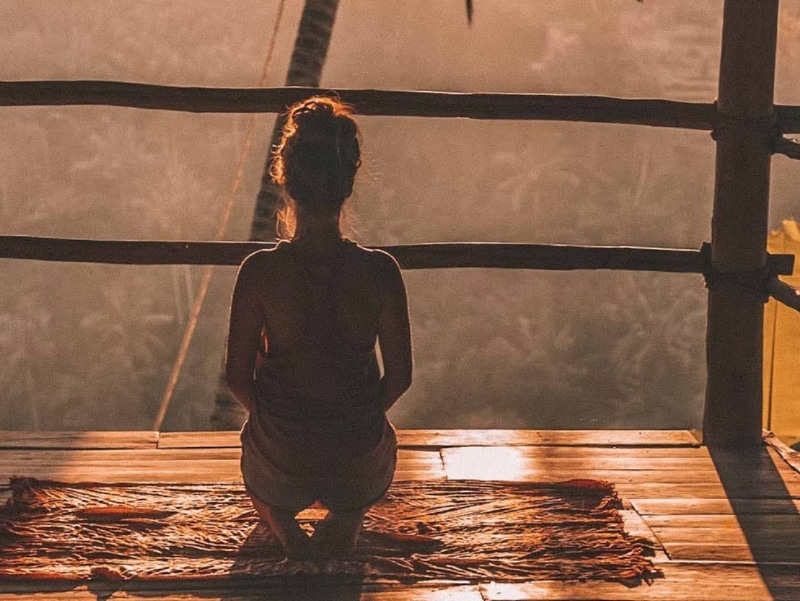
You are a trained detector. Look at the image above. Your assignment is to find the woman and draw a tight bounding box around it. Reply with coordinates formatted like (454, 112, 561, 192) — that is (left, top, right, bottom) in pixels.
(225, 96, 412, 559)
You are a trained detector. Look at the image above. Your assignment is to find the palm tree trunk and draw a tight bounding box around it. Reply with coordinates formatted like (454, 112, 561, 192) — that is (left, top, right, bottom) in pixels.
(210, 0, 340, 430)
(249, 0, 340, 242)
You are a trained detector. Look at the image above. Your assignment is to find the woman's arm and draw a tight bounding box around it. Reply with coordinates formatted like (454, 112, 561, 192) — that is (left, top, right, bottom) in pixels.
(376, 253, 412, 412)
(225, 254, 264, 414)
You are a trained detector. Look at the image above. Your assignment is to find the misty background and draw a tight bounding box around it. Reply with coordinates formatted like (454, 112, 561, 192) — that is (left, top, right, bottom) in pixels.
(1, 1, 799, 431)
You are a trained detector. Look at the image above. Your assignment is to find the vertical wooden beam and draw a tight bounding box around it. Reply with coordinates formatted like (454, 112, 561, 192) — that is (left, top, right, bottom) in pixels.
(704, 0, 780, 447)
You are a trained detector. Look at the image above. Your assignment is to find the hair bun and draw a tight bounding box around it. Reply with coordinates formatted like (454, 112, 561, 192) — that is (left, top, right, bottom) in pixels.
(271, 96, 362, 215)
(290, 100, 358, 161)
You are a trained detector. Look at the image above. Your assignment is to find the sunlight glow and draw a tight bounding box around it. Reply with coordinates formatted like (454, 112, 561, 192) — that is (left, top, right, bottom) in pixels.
(443, 447, 530, 480)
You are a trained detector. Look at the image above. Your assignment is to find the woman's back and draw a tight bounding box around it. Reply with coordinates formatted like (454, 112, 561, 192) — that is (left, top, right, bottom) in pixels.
(249, 238, 392, 416)
(259, 239, 384, 357)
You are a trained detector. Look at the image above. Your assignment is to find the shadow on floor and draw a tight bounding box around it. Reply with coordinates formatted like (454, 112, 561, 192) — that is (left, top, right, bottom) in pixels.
(709, 443, 800, 600)
(217, 521, 366, 601)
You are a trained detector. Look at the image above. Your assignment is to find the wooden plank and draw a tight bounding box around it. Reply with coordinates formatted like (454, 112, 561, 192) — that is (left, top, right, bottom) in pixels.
(645, 514, 800, 530)
(119, 585, 485, 601)
(440, 447, 800, 485)
(425, 444, 799, 474)
(656, 541, 800, 561)
(439, 452, 715, 470)
(664, 542, 800, 563)
(0, 429, 711, 451)
(114, 584, 484, 601)
(158, 431, 240, 449)
(651, 527, 800, 547)
(0, 584, 485, 601)
(647, 512, 800, 562)
(0, 448, 441, 469)
(158, 429, 704, 451)
(432, 445, 712, 458)
(614, 481, 800, 500)
(0, 446, 446, 467)
(394, 449, 446, 481)
(0, 464, 244, 484)
(397, 429, 700, 448)
(436, 455, 722, 470)
(632, 497, 800, 515)
(481, 563, 800, 600)
(0, 431, 158, 450)
(658, 536, 800, 558)
(440, 466, 800, 487)
(0, 448, 243, 464)
(434, 443, 792, 465)
(0, 449, 443, 484)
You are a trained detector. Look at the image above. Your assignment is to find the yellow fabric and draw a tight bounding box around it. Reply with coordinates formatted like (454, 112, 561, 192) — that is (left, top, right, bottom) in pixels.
(764, 219, 800, 447)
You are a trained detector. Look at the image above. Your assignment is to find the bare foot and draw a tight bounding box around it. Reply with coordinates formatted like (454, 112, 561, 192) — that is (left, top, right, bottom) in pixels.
(283, 532, 315, 560)
(246, 491, 314, 560)
(312, 510, 365, 557)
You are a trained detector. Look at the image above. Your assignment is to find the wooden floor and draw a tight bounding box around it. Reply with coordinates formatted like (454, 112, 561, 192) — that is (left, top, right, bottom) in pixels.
(1, 429, 800, 600)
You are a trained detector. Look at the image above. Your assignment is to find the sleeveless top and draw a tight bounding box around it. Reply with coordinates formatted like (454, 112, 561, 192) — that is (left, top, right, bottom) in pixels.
(240, 240, 395, 488)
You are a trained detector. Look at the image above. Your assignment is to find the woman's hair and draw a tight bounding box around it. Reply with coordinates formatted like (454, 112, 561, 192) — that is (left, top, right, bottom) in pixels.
(270, 95, 361, 239)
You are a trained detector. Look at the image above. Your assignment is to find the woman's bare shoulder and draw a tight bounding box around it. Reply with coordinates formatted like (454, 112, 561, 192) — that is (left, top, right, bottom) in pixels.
(348, 243, 401, 275)
(237, 243, 291, 278)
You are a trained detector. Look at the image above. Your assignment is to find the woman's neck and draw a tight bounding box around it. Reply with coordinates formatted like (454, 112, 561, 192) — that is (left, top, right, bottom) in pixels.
(292, 210, 343, 249)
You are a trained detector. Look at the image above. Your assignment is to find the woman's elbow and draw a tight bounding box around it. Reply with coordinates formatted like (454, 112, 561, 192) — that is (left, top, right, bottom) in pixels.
(225, 363, 250, 397)
(224, 361, 237, 390)
(395, 371, 412, 396)
(403, 370, 413, 392)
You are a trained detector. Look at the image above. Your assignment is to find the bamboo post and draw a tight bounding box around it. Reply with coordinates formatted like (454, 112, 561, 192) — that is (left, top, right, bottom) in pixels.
(703, 0, 780, 447)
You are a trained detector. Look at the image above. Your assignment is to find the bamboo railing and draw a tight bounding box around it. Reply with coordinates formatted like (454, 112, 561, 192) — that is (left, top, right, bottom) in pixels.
(4, 80, 800, 132)
(0, 235, 795, 276)
(2, 14, 798, 447)
(0, 81, 716, 128)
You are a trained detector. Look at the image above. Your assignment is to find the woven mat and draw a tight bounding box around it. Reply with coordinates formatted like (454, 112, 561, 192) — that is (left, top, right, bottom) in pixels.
(0, 477, 658, 584)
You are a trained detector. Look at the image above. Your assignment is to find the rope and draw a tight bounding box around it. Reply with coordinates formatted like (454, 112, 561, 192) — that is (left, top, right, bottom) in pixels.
(152, 0, 287, 432)
(700, 242, 777, 303)
(772, 134, 800, 160)
(710, 110, 776, 143)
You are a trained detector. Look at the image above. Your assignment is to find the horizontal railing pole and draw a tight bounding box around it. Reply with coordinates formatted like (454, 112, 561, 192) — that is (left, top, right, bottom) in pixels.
(767, 278, 800, 314)
(390, 243, 706, 272)
(0, 81, 722, 129)
(0, 234, 732, 273)
(0, 236, 264, 266)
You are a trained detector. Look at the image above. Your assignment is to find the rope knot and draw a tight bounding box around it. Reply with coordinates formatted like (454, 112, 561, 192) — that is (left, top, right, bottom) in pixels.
(710, 107, 777, 143)
(700, 242, 777, 303)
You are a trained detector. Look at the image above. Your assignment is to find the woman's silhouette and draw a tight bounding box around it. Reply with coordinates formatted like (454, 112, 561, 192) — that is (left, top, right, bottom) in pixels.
(226, 96, 412, 559)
